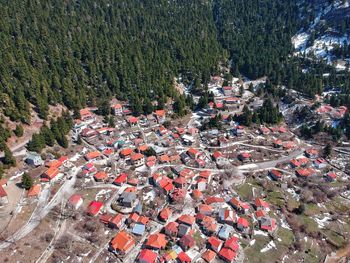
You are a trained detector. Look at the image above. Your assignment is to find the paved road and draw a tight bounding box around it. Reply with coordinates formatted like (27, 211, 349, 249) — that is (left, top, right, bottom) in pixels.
(238, 149, 304, 171)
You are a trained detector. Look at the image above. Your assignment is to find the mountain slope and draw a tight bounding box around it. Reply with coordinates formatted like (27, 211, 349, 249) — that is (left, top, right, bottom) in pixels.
(292, 0, 350, 69)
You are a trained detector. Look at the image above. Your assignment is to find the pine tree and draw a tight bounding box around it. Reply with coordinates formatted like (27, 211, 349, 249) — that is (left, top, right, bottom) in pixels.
(22, 173, 33, 190)
(3, 147, 16, 167)
(14, 124, 24, 137)
(323, 143, 332, 158)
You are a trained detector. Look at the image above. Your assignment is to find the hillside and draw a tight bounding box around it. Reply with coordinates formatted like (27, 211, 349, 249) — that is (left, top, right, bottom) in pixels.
(292, 0, 350, 69)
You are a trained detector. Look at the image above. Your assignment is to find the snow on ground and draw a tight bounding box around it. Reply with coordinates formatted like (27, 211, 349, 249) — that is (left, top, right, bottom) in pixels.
(144, 190, 156, 202)
(10, 171, 24, 181)
(249, 239, 256, 246)
(280, 217, 292, 230)
(260, 240, 276, 253)
(292, 32, 310, 52)
(313, 214, 331, 229)
(95, 189, 112, 200)
(253, 230, 269, 236)
(70, 153, 81, 162)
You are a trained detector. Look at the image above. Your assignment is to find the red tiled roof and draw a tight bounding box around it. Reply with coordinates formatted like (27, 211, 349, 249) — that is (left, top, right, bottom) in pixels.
(145, 233, 167, 249)
(138, 249, 158, 263)
(219, 247, 236, 262)
(178, 214, 195, 226)
(110, 231, 135, 252)
(87, 201, 103, 216)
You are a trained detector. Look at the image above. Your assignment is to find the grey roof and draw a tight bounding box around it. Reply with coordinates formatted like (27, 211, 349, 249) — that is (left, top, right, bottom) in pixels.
(218, 224, 234, 239)
(132, 223, 145, 235)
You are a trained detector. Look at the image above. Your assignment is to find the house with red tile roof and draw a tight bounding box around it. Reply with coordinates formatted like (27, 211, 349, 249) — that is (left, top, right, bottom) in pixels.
(219, 209, 237, 225)
(158, 154, 170, 164)
(208, 236, 223, 252)
(201, 216, 218, 235)
(170, 188, 186, 203)
(197, 204, 213, 216)
(255, 198, 270, 211)
(109, 213, 124, 229)
(260, 217, 277, 232)
(120, 148, 133, 159)
(113, 103, 123, 115)
(238, 152, 251, 162)
(269, 169, 283, 180)
(93, 171, 108, 182)
(127, 116, 139, 126)
(68, 194, 83, 210)
(41, 166, 59, 181)
(199, 170, 211, 179)
(255, 210, 267, 219)
(205, 196, 225, 205)
(178, 252, 192, 263)
(325, 171, 337, 182)
(237, 217, 249, 232)
(114, 173, 128, 186)
(273, 139, 283, 148)
(145, 233, 167, 250)
(296, 168, 315, 177)
(305, 148, 319, 159)
(177, 214, 195, 226)
(201, 249, 216, 263)
(174, 176, 187, 188)
(187, 148, 202, 159)
(191, 189, 203, 200)
(224, 237, 239, 252)
(194, 177, 207, 191)
(212, 151, 224, 162)
(0, 186, 8, 204)
(87, 201, 103, 216)
(154, 110, 166, 123)
(180, 168, 195, 178)
(164, 221, 179, 237)
(110, 230, 135, 255)
(130, 153, 145, 167)
(84, 151, 101, 161)
(259, 126, 270, 135)
(229, 197, 245, 212)
(159, 207, 172, 222)
(138, 249, 158, 263)
(218, 247, 236, 263)
(27, 184, 41, 198)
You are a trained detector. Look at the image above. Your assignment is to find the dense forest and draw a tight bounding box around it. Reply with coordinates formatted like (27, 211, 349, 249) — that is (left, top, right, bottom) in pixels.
(1, 0, 350, 143)
(0, 0, 223, 124)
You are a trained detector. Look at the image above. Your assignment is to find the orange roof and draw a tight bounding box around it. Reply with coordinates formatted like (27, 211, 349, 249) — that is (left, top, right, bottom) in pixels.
(120, 148, 133, 157)
(199, 170, 211, 179)
(202, 249, 216, 263)
(178, 214, 195, 226)
(131, 153, 144, 161)
(128, 116, 138, 124)
(113, 103, 122, 109)
(80, 108, 91, 116)
(192, 189, 203, 199)
(155, 109, 166, 117)
(85, 151, 101, 160)
(145, 233, 167, 249)
(110, 231, 135, 252)
(138, 144, 149, 152)
(159, 207, 172, 221)
(27, 184, 41, 197)
(43, 167, 59, 180)
(94, 171, 108, 180)
(187, 148, 199, 156)
(159, 154, 170, 163)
